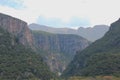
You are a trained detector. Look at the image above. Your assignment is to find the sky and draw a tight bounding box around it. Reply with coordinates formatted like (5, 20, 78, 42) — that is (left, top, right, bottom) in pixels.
(0, 0, 120, 28)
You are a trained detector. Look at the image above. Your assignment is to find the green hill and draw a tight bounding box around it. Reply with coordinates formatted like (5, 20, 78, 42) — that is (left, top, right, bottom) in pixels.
(62, 19, 120, 77)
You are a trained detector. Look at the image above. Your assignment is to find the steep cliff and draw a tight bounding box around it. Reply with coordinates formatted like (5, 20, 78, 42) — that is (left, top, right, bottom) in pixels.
(32, 30, 91, 75)
(0, 13, 35, 49)
(0, 13, 54, 80)
(62, 19, 120, 77)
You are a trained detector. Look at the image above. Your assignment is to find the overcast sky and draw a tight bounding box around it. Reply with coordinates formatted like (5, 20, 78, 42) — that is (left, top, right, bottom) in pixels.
(0, 0, 120, 28)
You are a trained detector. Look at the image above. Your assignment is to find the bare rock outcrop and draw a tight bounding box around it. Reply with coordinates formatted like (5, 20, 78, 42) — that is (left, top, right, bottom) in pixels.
(0, 13, 34, 48)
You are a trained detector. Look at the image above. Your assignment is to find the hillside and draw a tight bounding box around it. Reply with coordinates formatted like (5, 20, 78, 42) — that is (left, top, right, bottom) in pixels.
(29, 23, 109, 41)
(32, 30, 90, 75)
(0, 13, 54, 80)
(62, 19, 120, 77)
(0, 27, 54, 80)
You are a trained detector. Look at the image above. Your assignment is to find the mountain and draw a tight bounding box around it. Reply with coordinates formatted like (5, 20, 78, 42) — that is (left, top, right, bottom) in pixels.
(0, 13, 91, 76)
(62, 19, 120, 77)
(77, 25, 109, 41)
(29, 23, 109, 41)
(32, 30, 91, 75)
(0, 13, 54, 80)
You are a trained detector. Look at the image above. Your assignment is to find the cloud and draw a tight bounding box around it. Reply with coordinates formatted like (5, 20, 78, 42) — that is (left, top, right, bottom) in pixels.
(0, 5, 38, 24)
(37, 16, 90, 28)
(23, 0, 120, 27)
(37, 16, 63, 27)
(0, 0, 120, 28)
(0, 0, 24, 9)
(67, 17, 90, 27)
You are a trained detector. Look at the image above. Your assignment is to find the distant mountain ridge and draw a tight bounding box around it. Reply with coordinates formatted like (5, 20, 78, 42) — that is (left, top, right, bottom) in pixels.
(29, 23, 109, 41)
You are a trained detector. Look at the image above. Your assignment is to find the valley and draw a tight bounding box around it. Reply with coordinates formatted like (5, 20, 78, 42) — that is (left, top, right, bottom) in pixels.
(0, 0, 119, 79)
(0, 13, 120, 80)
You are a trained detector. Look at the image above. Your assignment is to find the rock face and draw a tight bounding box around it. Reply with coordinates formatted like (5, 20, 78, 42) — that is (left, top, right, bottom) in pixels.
(29, 23, 109, 41)
(0, 13, 35, 48)
(62, 18, 120, 77)
(32, 31, 91, 75)
(34, 31, 89, 56)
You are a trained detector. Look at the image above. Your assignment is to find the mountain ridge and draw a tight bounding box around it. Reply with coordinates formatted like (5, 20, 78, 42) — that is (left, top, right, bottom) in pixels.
(29, 23, 109, 41)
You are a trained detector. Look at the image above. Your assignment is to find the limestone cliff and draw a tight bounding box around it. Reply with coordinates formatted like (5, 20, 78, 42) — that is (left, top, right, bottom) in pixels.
(32, 30, 91, 75)
(0, 13, 35, 48)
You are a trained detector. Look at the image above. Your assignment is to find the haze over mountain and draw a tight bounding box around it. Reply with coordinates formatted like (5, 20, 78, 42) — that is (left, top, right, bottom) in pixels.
(62, 18, 120, 77)
(29, 24, 109, 41)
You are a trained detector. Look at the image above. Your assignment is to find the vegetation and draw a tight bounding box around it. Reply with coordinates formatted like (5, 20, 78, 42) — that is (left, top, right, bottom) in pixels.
(0, 27, 55, 80)
(66, 76, 120, 80)
(62, 19, 120, 77)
